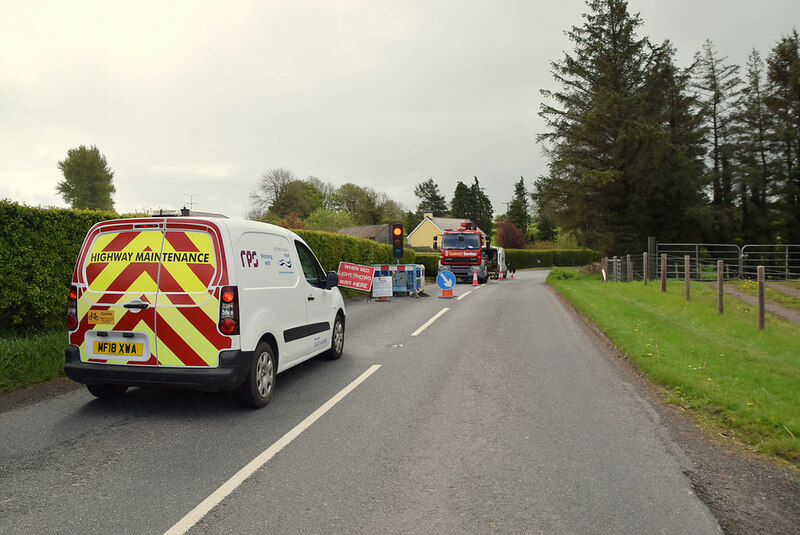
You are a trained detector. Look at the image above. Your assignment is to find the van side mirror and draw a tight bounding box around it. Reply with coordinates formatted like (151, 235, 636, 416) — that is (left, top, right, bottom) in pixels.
(325, 271, 339, 289)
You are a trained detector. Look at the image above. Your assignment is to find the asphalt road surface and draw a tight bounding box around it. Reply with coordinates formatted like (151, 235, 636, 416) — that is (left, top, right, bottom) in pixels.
(0, 270, 721, 534)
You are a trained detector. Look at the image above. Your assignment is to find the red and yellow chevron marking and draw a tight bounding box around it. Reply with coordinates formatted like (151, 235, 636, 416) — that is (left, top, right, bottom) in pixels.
(73, 221, 232, 368)
(70, 289, 159, 365)
(155, 290, 232, 367)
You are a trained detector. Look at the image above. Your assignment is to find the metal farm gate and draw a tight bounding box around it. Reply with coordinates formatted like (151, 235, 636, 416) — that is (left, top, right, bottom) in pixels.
(603, 243, 800, 281)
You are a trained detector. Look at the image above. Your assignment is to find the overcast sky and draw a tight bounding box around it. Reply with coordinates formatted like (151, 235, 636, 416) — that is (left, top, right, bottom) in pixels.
(1, 1, 797, 218)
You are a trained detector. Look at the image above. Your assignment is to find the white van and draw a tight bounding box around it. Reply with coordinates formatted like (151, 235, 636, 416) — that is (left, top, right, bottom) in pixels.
(65, 217, 345, 408)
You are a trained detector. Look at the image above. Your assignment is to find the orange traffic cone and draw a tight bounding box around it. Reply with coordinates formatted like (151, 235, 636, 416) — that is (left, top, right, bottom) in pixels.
(439, 287, 454, 299)
(472, 268, 479, 286)
(498, 269, 504, 281)
(510, 270, 514, 278)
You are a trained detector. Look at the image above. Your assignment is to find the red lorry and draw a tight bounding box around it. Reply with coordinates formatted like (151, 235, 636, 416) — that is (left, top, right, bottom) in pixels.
(437, 221, 500, 283)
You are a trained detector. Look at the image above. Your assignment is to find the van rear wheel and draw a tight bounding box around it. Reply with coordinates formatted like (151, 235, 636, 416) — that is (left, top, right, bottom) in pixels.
(324, 313, 344, 360)
(235, 343, 276, 408)
(86, 384, 128, 399)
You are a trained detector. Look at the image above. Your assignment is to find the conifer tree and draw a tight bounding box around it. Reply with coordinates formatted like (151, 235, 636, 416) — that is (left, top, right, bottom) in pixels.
(536, 0, 706, 252)
(449, 178, 494, 235)
(506, 177, 530, 236)
(470, 177, 494, 235)
(765, 30, 800, 242)
(450, 181, 472, 221)
(692, 40, 743, 242)
(736, 49, 774, 241)
(413, 178, 448, 215)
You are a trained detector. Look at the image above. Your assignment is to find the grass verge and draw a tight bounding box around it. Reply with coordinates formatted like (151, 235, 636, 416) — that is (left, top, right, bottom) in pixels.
(0, 329, 66, 394)
(548, 269, 800, 465)
(732, 279, 800, 311)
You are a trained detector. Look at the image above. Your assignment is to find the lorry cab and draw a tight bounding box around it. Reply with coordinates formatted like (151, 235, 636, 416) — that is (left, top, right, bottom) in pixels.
(65, 217, 345, 408)
(438, 221, 488, 283)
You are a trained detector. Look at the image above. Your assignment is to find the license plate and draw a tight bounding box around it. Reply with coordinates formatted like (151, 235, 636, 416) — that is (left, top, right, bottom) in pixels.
(93, 341, 144, 357)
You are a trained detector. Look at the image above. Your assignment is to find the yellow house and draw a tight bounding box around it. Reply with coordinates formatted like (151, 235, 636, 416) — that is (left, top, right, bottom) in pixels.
(407, 213, 485, 249)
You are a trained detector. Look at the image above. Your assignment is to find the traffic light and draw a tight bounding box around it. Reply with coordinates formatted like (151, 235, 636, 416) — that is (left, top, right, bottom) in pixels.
(391, 223, 404, 260)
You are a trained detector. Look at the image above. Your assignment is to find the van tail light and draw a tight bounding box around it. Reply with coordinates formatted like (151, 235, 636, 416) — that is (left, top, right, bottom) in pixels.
(66, 285, 78, 331)
(219, 286, 239, 335)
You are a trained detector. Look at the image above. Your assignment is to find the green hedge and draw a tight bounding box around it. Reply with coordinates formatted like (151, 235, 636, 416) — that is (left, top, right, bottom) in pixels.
(0, 200, 595, 332)
(0, 201, 421, 332)
(504, 248, 598, 269)
(409, 249, 597, 278)
(0, 200, 118, 331)
(414, 252, 441, 278)
(295, 229, 410, 271)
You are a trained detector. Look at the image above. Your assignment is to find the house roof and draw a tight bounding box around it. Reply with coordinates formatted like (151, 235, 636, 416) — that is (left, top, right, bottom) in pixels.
(338, 224, 388, 239)
(409, 215, 486, 238)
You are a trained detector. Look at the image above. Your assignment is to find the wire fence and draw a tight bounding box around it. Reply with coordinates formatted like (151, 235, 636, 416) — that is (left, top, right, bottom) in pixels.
(602, 243, 800, 282)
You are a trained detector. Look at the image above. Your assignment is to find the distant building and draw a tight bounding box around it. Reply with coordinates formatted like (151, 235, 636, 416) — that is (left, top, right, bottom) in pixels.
(406, 213, 486, 249)
(338, 224, 391, 244)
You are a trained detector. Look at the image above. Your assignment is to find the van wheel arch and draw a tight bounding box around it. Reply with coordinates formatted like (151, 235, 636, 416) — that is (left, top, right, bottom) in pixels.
(324, 311, 345, 360)
(255, 333, 279, 369)
(235, 340, 277, 408)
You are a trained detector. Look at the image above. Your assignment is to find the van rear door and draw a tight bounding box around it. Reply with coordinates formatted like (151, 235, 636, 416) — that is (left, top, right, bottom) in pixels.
(73, 219, 232, 368)
(154, 219, 232, 367)
(78, 220, 164, 365)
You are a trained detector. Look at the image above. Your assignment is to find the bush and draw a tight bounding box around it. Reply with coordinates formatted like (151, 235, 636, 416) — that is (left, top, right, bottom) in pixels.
(547, 267, 579, 280)
(0, 200, 118, 332)
(496, 219, 527, 249)
(414, 252, 441, 278)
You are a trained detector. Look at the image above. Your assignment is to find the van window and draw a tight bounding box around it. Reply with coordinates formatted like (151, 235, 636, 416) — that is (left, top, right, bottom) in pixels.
(295, 241, 326, 286)
(84, 230, 164, 294)
(83, 229, 217, 295)
(158, 231, 217, 293)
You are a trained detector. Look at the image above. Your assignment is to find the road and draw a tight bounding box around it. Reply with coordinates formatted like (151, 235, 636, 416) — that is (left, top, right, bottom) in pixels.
(0, 270, 721, 534)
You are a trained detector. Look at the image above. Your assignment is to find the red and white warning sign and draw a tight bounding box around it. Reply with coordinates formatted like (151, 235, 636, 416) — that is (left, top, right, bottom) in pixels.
(337, 262, 376, 291)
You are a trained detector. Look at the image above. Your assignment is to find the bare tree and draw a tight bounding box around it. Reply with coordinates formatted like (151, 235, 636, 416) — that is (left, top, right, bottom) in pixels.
(249, 168, 296, 219)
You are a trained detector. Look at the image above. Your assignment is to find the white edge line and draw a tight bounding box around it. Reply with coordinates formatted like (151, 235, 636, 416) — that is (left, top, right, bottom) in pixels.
(411, 307, 449, 337)
(164, 364, 382, 535)
(457, 290, 471, 301)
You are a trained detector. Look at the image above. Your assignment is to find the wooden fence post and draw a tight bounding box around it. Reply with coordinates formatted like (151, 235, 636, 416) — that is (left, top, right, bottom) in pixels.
(661, 254, 667, 292)
(758, 265, 765, 330)
(717, 260, 724, 314)
(643, 252, 648, 285)
(627, 255, 632, 282)
(685, 255, 691, 300)
(613, 256, 618, 282)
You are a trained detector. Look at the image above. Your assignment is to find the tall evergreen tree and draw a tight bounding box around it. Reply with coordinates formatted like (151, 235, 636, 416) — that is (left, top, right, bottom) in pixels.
(506, 177, 530, 235)
(693, 40, 743, 211)
(765, 30, 800, 242)
(449, 178, 494, 235)
(450, 181, 472, 220)
(413, 178, 448, 215)
(536, 0, 706, 253)
(736, 49, 774, 241)
(469, 177, 494, 235)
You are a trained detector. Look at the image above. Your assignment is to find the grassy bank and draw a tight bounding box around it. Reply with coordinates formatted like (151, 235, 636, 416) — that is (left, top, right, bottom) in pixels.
(548, 270, 800, 465)
(732, 279, 800, 311)
(0, 329, 66, 393)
